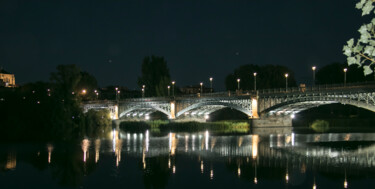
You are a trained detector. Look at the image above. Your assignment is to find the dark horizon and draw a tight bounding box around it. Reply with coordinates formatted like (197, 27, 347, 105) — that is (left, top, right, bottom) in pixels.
(0, 0, 365, 90)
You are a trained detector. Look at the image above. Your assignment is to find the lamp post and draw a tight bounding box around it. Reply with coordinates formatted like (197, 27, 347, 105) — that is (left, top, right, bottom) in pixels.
(253, 72, 257, 91)
(209, 77, 213, 93)
(94, 90, 98, 100)
(237, 78, 240, 90)
(115, 87, 118, 100)
(285, 73, 289, 91)
(312, 66, 316, 87)
(172, 81, 175, 97)
(167, 85, 170, 97)
(200, 82, 203, 95)
(344, 68, 347, 87)
(117, 90, 121, 100)
(142, 85, 145, 98)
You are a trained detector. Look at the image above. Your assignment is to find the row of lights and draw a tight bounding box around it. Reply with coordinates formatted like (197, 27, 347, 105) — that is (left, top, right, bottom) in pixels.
(141, 78, 214, 98)
(234, 66, 350, 91)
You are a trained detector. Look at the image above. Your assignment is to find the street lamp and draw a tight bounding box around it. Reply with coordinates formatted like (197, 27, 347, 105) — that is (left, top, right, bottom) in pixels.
(237, 78, 240, 90)
(82, 89, 86, 95)
(142, 85, 145, 98)
(117, 90, 121, 100)
(167, 85, 170, 97)
(200, 82, 203, 95)
(344, 68, 347, 86)
(312, 66, 316, 87)
(172, 81, 175, 97)
(94, 90, 98, 100)
(253, 72, 257, 91)
(209, 77, 213, 93)
(285, 73, 289, 91)
(115, 87, 118, 100)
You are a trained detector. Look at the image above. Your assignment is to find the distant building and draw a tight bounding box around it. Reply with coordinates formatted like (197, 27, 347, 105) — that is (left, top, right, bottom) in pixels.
(180, 85, 211, 95)
(0, 68, 15, 88)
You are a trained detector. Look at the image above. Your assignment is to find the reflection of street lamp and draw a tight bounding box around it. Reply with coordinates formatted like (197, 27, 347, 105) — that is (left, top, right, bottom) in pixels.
(253, 72, 257, 91)
(344, 68, 347, 86)
(237, 78, 240, 90)
(209, 77, 213, 93)
(167, 85, 170, 96)
(312, 66, 316, 86)
(285, 73, 289, 91)
(172, 81, 175, 97)
(200, 82, 203, 95)
(254, 162, 257, 184)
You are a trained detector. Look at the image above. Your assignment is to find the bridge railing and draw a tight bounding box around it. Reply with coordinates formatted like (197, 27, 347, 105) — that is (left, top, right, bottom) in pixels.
(257, 81, 375, 95)
(83, 81, 375, 103)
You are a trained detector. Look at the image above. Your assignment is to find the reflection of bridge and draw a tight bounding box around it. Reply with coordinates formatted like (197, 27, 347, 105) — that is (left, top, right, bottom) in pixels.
(83, 83, 375, 126)
(111, 131, 375, 168)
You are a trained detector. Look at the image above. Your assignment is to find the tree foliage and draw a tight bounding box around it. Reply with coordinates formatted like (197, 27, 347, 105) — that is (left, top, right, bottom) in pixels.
(343, 0, 375, 75)
(0, 64, 109, 141)
(225, 64, 297, 90)
(138, 56, 171, 97)
(315, 62, 373, 84)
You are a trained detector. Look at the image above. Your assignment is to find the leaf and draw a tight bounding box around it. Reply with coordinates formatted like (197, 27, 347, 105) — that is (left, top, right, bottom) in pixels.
(364, 45, 374, 55)
(354, 44, 364, 53)
(347, 38, 354, 47)
(360, 32, 370, 43)
(343, 45, 352, 56)
(356, 0, 367, 9)
(362, 0, 374, 16)
(359, 25, 368, 34)
(347, 57, 358, 66)
(363, 65, 373, 75)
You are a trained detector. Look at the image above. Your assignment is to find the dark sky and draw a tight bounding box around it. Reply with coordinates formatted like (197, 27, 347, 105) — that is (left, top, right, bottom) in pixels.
(0, 0, 366, 90)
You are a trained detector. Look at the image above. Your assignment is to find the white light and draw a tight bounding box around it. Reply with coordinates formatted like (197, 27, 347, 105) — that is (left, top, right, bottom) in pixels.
(204, 114, 209, 120)
(145, 115, 150, 120)
(291, 114, 295, 119)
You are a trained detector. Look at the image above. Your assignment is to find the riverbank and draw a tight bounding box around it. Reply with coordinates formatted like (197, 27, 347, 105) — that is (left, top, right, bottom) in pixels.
(119, 120, 250, 134)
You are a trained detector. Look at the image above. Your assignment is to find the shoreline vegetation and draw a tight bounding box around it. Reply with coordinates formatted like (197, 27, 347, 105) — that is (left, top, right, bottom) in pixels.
(119, 120, 251, 134)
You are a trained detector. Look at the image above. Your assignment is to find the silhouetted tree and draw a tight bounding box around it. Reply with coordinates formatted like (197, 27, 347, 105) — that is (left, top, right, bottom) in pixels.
(225, 64, 297, 90)
(316, 62, 373, 85)
(138, 56, 171, 97)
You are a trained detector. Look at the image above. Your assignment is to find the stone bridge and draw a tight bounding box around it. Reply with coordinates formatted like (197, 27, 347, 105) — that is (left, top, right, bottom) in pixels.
(82, 82, 375, 126)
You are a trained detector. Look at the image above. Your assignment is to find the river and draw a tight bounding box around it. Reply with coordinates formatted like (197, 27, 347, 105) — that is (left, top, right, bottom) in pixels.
(1, 127, 375, 188)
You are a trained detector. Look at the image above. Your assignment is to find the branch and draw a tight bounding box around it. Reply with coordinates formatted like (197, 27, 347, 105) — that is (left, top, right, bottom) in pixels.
(358, 52, 375, 64)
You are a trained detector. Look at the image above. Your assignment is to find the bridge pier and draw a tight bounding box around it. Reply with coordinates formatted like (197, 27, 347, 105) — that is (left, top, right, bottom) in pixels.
(112, 120, 121, 130)
(251, 116, 292, 127)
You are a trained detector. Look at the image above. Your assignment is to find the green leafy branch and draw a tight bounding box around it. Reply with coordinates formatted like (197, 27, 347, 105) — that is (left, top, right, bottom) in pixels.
(343, 0, 375, 75)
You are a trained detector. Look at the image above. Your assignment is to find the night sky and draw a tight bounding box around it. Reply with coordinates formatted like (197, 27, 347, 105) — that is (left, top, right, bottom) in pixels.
(0, 0, 366, 90)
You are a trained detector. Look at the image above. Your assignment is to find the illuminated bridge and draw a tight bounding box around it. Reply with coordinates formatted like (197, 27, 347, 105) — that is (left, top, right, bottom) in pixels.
(82, 82, 375, 127)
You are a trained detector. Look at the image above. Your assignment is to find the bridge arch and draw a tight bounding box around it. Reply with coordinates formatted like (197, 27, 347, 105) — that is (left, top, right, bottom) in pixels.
(262, 96, 375, 116)
(176, 101, 252, 118)
(119, 104, 171, 119)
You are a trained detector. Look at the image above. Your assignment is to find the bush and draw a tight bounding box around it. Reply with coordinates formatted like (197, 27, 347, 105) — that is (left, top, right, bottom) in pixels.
(310, 120, 330, 132)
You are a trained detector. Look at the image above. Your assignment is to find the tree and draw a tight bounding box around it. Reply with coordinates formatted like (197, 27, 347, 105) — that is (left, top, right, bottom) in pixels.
(50, 64, 82, 97)
(343, 0, 375, 75)
(225, 64, 297, 91)
(138, 56, 171, 97)
(315, 62, 373, 84)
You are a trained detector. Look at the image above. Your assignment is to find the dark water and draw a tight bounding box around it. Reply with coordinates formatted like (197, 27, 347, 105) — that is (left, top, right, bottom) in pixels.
(1, 129, 375, 189)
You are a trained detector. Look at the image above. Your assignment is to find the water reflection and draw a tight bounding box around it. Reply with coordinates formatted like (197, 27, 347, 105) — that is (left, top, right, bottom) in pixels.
(1, 131, 375, 188)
